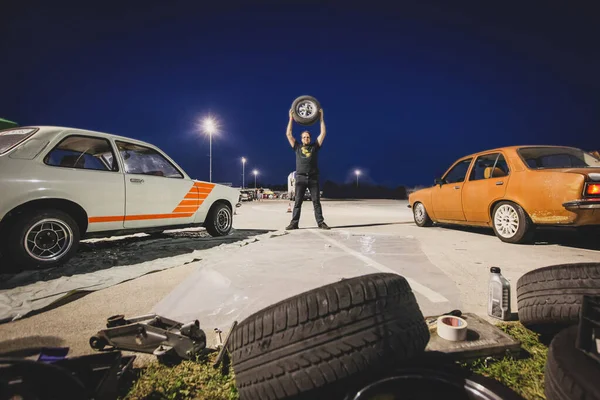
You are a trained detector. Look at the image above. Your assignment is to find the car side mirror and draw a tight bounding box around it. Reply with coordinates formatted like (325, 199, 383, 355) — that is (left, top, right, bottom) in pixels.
(434, 178, 444, 186)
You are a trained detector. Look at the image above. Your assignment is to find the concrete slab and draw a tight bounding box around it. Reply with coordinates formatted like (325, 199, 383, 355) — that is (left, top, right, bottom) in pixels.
(152, 228, 462, 333)
(1, 199, 598, 360)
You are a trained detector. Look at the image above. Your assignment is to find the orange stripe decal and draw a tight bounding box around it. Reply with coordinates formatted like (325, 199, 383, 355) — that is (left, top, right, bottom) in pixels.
(89, 216, 124, 223)
(88, 213, 194, 223)
(173, 206, 199, 213)
(124, 213, 194, 221)
(178, 199, 198, 206)
(89, 181, 215, 223)
(194, 182, 216, 189)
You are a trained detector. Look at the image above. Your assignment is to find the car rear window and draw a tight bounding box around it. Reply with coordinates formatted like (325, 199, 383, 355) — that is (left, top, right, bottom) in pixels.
(517, 146, 600, 169)
(0, 128, 38, 155)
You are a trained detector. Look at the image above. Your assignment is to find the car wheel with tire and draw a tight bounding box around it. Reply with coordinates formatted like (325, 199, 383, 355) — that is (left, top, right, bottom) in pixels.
(1, 209, 80, 270)
(413, 202, 433, 227)
(291, 95, 321, 126)
(544, 325, 600, 400)
(516, 262, 600, 336)
(228, 273, 430, 400)
(205, 202, 233, 237)
(491, 201, 534, 244)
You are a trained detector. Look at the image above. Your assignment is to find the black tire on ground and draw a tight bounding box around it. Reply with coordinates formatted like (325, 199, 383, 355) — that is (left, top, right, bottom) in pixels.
(205, 202, 233, 237)
(491, 201, 534, 244)
(516, 262, 600, 336)
(544, 325, 600, 400)
(291, 95, 321, 126)
(1, 209, 80, 271)
(227, 273, 430, 400)
(413, 202, 433, 227)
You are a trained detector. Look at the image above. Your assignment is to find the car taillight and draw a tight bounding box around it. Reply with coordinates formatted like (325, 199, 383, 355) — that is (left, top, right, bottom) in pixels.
(586, 183, 600, 196)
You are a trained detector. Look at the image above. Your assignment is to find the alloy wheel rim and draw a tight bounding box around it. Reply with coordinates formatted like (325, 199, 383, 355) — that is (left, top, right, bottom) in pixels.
(24, 218, 73, 262)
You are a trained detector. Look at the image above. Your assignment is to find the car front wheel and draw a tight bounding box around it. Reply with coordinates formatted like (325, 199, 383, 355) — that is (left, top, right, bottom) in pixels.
(205, 203, 233, 237)
(413, 202, 433, 227)
(2, 209, 80, 270)
(491, 201, 534, 244)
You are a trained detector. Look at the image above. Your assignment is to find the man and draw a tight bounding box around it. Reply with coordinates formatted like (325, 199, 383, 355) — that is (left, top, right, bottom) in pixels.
(285, 107, 330, 230)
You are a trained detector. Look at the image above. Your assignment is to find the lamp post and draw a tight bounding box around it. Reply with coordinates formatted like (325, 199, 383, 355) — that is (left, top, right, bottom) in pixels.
(241, 157, 246, 188)
(202, 117, 217, 182)
(253, 169, 258, 188)
(355, 170, 361, 187)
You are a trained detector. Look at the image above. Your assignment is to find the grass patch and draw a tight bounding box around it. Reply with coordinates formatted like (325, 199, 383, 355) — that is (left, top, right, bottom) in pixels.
(123, 352, 237, 400)
(123, 322, 547, 400)
(466, 322, 547, 400)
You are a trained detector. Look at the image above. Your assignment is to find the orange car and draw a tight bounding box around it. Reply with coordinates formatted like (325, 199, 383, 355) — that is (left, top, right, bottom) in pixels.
(408, 145, 600, 243)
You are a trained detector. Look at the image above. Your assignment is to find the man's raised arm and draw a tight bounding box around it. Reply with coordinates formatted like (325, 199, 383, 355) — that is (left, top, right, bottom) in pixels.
(286, 109, 296, 148)
(317, 108, 326, 146)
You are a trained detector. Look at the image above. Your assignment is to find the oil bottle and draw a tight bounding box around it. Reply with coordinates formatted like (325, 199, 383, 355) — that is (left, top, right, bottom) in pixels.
(488, 266, 511, 320)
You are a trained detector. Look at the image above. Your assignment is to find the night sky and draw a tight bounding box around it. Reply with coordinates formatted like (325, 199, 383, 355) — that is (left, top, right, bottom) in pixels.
(2, 1, 598, 188)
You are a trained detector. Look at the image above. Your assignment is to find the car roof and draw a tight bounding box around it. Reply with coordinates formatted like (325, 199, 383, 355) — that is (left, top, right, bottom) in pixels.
(18, 126, 157, 148)
(459, 145, 582, 160)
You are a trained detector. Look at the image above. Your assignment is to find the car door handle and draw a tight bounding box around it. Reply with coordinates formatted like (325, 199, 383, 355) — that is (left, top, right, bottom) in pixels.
(454, 186, 460, 189)
(130, 178, 144, 183)
(496, 181, 504, 185)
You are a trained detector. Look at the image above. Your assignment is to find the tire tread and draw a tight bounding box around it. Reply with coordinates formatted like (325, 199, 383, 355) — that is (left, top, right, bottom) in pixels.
(228, 273, 429, 400)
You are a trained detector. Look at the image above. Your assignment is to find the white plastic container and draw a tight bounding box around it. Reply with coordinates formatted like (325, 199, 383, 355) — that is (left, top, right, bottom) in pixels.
(488, 266, 511, 320)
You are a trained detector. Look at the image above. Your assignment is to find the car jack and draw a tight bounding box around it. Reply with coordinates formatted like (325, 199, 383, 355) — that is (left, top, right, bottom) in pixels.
(89, 314, 207, 361)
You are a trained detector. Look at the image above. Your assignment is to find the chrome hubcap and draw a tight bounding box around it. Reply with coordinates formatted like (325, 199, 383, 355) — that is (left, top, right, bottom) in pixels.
(414, 203, 426, 224)
(494, 205, 519, 238)
(296, 100, 317, 118)
(25, 218, 73, 262)
(216, 208, 232, 232)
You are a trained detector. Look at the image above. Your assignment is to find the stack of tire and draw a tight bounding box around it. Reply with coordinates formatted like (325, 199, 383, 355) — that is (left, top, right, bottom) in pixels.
(516, 262, 600, 400)
(226, 273, 524, 400)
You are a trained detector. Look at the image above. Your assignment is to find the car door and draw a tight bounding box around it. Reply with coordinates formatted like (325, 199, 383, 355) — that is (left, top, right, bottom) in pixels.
(431, 158, 473, 221)
(42, 133, 126, 232)
(115, 140, 199, 229)
(462, 152, 510, 222)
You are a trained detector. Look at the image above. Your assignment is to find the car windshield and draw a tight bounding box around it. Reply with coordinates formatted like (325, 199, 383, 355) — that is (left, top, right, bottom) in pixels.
(0, 128, 38, 155)
(517, 146, 600, 169)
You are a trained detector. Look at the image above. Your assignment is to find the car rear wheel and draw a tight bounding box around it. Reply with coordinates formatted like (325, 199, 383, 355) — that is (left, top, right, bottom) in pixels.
(413, 202, 433, 227)
(2, 209, 80, 270)
(205, 203, 233, 237)
(491, 201, 534, 244)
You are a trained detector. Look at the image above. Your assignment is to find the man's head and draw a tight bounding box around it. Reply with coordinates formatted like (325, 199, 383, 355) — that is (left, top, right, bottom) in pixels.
(301, 131, 311, 145)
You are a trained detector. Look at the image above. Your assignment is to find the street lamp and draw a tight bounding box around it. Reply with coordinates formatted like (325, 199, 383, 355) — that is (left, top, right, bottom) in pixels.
(253, 169, 258, 188)
(241, 157, 246, 189)
(355, 170, 361, 187)
(202, 117, 217, 182)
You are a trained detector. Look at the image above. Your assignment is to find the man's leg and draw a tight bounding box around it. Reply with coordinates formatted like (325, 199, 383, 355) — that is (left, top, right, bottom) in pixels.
(309, 176, 329, 228)
(288, 176, 307, 229)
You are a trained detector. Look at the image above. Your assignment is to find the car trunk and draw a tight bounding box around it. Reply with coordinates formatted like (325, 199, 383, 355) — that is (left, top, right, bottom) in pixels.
(544, 168, 600, 179)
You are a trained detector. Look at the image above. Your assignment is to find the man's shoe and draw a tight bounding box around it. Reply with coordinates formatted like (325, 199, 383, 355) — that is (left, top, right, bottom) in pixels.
(286, 222, 299, 230)
(319, 222, 330, 230)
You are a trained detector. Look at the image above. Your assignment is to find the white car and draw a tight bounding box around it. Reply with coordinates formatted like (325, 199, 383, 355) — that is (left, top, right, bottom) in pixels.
(0, 126, 241, 270)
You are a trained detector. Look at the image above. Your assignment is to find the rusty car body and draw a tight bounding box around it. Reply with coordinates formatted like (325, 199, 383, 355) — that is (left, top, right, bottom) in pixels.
(407, 145, 600, 243)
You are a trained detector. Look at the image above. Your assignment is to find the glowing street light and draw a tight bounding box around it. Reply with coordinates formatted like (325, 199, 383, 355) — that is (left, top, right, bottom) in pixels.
(355, 169, 361, 187)
(253, 169, 258, 188)
(241, 157, 247, 188)
(201, 117, 218, 182)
